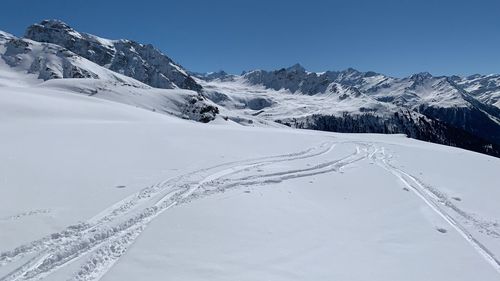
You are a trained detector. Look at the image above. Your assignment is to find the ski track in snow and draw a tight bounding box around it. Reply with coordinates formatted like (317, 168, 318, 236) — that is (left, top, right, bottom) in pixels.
(372, 147, 500, 274)
(0, 142, 325, 268)
(1, 140, 371, 281)
(0, 210, 51, 222)
(2, 140, 498, 280)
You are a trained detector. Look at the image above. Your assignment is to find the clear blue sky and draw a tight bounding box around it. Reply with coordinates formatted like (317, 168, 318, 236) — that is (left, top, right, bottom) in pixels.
(1, 0, 499, 77)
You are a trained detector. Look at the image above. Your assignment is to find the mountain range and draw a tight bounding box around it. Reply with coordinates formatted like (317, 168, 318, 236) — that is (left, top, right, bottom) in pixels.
(2, 19, 500, 157)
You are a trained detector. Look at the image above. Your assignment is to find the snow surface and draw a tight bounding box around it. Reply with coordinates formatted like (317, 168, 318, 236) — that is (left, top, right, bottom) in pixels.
(1, 74, 500, 281)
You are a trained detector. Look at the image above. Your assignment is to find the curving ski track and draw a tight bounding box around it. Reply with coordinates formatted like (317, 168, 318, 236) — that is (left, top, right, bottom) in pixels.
(3, 141, 497, 280)
(0, 141, 369, 281)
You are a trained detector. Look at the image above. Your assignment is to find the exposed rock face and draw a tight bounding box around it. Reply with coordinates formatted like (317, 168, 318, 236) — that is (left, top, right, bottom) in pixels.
(2, 37, 99, 80)
(25, 20, 202, 91)
(183, 95, 219, 123)
(0, 28, 218, 124)
(243, 64, 331, 94)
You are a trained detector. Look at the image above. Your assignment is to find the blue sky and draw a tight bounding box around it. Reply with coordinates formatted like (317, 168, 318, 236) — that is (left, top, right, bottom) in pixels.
(1, 0, 499, 77)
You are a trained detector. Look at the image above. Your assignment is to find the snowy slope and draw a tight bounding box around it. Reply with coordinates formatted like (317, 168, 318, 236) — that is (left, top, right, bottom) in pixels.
(1, 75, 500, 281)
(39, 79, 219, 122)
(1, 37, 144, 86)
(454, 74, 500, 108)
(0, 32, 219, 123)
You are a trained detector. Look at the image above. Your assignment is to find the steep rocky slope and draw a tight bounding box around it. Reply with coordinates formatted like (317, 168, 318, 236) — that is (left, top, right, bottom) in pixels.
(25, 20, 202, 91)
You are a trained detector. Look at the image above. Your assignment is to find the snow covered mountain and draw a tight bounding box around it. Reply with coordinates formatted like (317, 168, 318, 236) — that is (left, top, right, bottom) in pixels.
(452, 74, 500, 108)
(0, 31, 218, 123)
(1, 36, 142, 85)
(190, 70, 236, 82)
(25, 20, 202, 91)
(197, 64, 500, 157)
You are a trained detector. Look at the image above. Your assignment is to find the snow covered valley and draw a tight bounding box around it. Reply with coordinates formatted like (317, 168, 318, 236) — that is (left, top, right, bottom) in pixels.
(1, 83, 500, 280)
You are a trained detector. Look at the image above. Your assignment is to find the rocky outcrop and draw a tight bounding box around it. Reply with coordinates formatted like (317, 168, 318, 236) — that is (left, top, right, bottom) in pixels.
(25, 20, 202, 91)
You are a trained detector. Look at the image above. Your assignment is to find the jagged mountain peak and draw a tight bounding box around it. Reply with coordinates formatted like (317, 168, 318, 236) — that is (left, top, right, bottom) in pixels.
(0, 33, 148, 86)
(37, 19, 70, 27)
(344, 67, 361, 74)
(33, 19, 73, 33)
(409, 71, 433, 82)
(25, 19, 202, 92)
(285, 63, 306, 73)
(0, 29, 219, 123)
(26, 20, 116, 51)
(362, 71, 380, 78)
(190, 70, 236, 82)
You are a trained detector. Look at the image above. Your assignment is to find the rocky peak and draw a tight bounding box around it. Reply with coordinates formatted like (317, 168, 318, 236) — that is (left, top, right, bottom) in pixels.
(1, 37, 103, 81)
(191, 70, 235, 82)
(410, 72, 433, 81)
(24, 20, 202, 92)
(37, 19, 71, 30)
(285, 63, 306, 73)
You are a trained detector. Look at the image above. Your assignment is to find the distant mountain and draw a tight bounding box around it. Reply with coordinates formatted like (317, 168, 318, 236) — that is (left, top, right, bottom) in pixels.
(452, 74, 500, 108)
(25, 20, 202, 91)
(244, 65, 500, 142)
(190, 70, 236, 82)
(198, 64, 500, 157)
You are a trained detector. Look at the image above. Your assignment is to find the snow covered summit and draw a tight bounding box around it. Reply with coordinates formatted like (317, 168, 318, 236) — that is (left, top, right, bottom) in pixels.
(0, 29, 219, 123)
(25, 19, 202, 91)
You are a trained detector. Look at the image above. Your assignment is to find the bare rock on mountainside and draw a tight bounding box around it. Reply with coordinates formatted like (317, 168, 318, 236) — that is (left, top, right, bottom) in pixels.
(25, 20, 202, 92)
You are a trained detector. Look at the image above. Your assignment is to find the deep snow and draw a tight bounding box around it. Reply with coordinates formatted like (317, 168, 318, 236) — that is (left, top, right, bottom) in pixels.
(1, 79, 499, 281)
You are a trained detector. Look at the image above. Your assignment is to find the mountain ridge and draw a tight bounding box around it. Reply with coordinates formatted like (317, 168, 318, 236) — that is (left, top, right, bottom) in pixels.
(0, 28, 219, 123)
(24, 19, 202, 92)
(197, 65, 500, 157)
